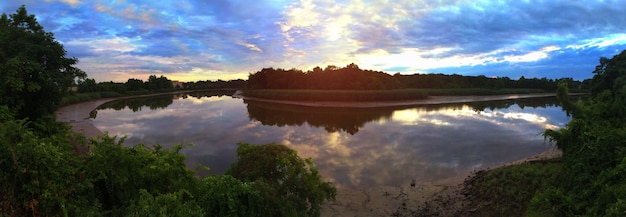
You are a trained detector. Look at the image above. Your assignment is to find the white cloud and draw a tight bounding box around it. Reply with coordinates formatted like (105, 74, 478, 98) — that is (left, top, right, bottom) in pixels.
(566, 34, 626, 50)
(66, 37, 144, 53)
(237, 41, 263, 53)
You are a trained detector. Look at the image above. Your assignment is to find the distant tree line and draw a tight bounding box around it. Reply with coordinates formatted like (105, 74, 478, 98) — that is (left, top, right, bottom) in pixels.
(183, 79, 246, 90)
(247, 63, 587, 91)
(76, 75, 174, 94)
(76, 77, 246, 95)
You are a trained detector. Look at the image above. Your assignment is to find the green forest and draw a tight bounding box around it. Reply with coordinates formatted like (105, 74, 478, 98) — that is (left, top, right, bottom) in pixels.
(246, 63, 586, 91)
(2, 5, 626, 217)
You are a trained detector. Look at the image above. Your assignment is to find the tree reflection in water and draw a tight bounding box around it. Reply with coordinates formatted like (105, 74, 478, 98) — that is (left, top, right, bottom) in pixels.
(244, 96, 582, 135)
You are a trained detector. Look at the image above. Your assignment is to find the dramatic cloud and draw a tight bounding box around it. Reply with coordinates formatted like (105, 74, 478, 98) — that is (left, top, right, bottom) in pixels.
(2, 0, 625, 81)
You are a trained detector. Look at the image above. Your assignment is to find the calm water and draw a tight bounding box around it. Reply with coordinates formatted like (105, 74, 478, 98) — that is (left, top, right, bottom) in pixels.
(91, 91, 571, 189)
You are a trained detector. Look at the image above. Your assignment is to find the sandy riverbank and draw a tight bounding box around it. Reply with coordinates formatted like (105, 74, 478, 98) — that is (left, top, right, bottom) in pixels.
(55, 92, 563, 216)
(240, 93, 560, 108)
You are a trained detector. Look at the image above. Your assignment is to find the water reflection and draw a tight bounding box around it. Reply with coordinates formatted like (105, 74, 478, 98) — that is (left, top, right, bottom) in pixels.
(244, 100, 395, 135)
(244, 97, 573, 135)
(91, 93, 571, 189)
(98, 95, 175, 112)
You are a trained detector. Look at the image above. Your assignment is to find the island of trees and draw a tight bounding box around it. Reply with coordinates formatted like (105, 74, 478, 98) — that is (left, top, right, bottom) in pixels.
(247, 63, 585, 91)
(2, 5, 626, 217)
(242, 63, 587, 102)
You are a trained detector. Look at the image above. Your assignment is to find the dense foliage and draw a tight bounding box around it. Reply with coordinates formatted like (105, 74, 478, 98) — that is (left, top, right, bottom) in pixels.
(528, 50, 626, 216)
(76, 75, 174, 94)
(246, 63, 586, 92)
(0, 6, 335, 217)
(227, 143, 337, 217)
(0, 115, 336, 216)
(183, 79, 246, 90)
(399, 51, 625, 217)
(0, 6, 86, 121)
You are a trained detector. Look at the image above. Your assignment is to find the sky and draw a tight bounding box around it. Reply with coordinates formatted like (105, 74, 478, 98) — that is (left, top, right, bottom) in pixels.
(2, 0, 626, 82)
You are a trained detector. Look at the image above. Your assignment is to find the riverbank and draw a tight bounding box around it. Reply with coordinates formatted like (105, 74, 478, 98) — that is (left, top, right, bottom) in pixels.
(55, 91, 192, 138)
(57, 92, 564, 138)
(320, 147, 562, 217)
(241, 93, 563, 108)
(56, 92, 565, 216)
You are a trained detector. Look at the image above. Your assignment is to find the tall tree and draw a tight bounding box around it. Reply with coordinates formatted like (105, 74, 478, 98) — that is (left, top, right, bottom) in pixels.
(0, 6, 86, 120)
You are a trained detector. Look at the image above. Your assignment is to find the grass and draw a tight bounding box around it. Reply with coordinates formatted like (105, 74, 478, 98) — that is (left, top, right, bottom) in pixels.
(242, 88, 547, 102)
(399, 159, 565, 217)
(459, 159, 564, 217)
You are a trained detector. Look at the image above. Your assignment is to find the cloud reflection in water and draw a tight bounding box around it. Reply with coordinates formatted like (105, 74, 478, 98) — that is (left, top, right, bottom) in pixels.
(92, 94, 571, 189)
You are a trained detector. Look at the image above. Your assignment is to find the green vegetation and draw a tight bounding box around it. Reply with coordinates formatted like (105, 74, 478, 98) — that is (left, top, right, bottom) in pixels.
(460, 161, 565, 217)
(246, 63, 587, 93)
(244, 64, 585, 101)
(0, 6, 86, 121)
(4, 4, 625, 217)
(0, 6, 335, 217)
(227, 143, 336, 216)
(64, 75, 178, 106)
(1, 110, 335, 216)
(401, 50, 626, 216)
(528, 50, 626, 216)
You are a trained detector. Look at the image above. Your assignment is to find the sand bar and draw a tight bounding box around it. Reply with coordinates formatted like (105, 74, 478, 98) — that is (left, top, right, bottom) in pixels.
(239, 93, 570, 108)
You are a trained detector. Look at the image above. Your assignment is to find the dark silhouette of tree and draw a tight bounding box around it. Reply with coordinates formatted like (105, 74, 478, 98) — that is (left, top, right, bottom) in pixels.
(125, 78, 144, 91)
(0, 5, 86, 120)
(145, 75, 173, 90)
(590, 51, 626, 95)
(247, 64, 583, 92)
(77, 78, 98, 93)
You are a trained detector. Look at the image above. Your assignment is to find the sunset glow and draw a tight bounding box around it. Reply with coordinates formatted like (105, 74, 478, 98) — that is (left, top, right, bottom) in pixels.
(3, 0, 625, 82)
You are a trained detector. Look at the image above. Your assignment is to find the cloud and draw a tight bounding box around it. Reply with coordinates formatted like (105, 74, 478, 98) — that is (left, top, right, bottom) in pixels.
(237, 41, 263, 53)
(566, 34, 626, 50)
(1, 0, 625, 82)
(66, 37, 144, 53)
(44, 0, 82, 7)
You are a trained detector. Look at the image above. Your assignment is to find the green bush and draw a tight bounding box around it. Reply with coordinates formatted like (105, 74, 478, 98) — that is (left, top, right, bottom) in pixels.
(0, 108, 98, 216)
(125, 189, 204, 217)
(84, 135, 197, 214)
(227, 143, 337, 217)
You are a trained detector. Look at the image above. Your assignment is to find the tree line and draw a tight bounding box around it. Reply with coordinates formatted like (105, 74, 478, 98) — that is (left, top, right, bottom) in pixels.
(247, 63, 587, 91)
(77, 75, 175, 94)
(0, 6, 335, 217)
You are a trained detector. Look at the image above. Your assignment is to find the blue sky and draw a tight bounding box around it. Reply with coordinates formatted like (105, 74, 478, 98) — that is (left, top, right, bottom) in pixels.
(2, 0, 625, 82)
